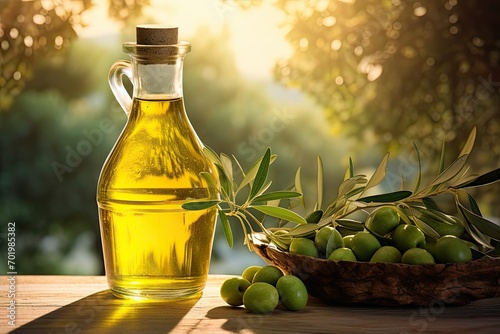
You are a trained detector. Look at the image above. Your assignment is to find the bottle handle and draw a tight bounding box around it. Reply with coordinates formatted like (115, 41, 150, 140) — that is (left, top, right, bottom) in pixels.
(108, 60, 133, 116)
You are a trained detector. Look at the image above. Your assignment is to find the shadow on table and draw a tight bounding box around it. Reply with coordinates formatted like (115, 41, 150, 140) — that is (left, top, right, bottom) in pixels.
(11, 289, 198, 334)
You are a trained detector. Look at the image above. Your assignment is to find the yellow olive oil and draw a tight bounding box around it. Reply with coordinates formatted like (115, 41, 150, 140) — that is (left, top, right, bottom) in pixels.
(97, 97, 218, 300)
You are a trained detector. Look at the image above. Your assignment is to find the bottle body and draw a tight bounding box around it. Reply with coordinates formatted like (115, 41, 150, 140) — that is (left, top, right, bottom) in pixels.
(97, 97, 218, 300)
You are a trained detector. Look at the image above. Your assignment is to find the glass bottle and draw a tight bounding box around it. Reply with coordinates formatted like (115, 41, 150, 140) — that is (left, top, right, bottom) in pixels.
(97, 25, 219, 300)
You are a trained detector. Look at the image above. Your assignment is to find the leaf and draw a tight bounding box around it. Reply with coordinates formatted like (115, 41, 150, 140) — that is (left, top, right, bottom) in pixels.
(337, 178, 358, 198)
(203, 146, 223, 166)
(412, 216, 441, 239)
(428, 154, 469, 188)
(446, 165, 471, 188)
(363, 152, 390, 193)
(248, 148, 271, 200)
(422, 197, 442, 212)
(466, 223, 494, 250)
(358, 190, 412, 203)
(253, 181, 273, 199)
(412, 206, 457, 225)
(458, 126, 476, 158)
(454, 173, 480, 188)
(294, 166, 306, 210)
(437, 140, 446, 176)
(413, 141, 422, 193)
(251, 205, 307, 224)
(349, 157, 354, 178)
(305, 210, 323, 223)
(427, 140, 448, 193)
(344, 186, 366, 199)
(236, 151, 276, 193)
(458, 167, 500, 188)
(219, 211, 233, 248)
(182, 200, 221, 210)
(467, 193, 482, 216)
(215, 164, 233, 200)
(232, 154, 246, 179)
(392, 206, 413, 225)
(317, 155, 324, 209)
(199, 172, 219, 193)
(457, 202, 500, 241)
(269, 233, 293, 250)
(220, 153, 234, 183)
(335, 218, 364, 230)
(286, 223, 319, 237)
(251, 191, 302, 203)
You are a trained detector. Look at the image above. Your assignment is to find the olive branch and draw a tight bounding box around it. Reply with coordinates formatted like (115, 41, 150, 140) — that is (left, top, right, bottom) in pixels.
(182, 127, 500, 256)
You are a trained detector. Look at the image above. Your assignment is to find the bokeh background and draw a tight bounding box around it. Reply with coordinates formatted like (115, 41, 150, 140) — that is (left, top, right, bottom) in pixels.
(1, 0, 499, 275)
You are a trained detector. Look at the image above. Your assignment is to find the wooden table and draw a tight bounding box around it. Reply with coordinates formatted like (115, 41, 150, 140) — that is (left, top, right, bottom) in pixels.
(3, 275, 500, 333)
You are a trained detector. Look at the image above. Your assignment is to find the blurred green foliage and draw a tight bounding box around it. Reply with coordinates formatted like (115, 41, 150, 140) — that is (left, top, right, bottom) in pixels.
(1, 0, 499, 275)
(239, 0, 500, 157)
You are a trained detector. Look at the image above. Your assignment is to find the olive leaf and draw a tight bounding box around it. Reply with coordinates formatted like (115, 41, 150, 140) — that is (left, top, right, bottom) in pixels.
(286, 223, 319, 237)
(215, 164, 233, 200)
(458, 126, 476, 158)
(358, 190, 412, 203)
(427, 154, 469, 189)
(203, 145, 223, 166)
(294, 166, 306, 210)
(219, 211, 233, 248)
(251, 191, 302, 203)
(220, 153, 234, 183)
(458, 167, 500, 188)
(252, 181, 273, 200)
(236, 151, 276, 194)
(200, 172, 219, 194)
(349, 157, 354, 178)
(248, 148, 271, 201)
(316, 155, 324, 211)
(467, 193, 482, 216)
(182, 200, 221, 210)
(305, 210, 323, 224)
(413, 141, 422, 193)
(361, 152, 390, 195)
(335, 218, 364, 230)
(337, 176, 364, 199)
(422, 197, 442, 212)
(412, 216, 441, 239)
(457, 201, 500, 241)
(250, 205, 307, 225)
(437, 140, 446, 176)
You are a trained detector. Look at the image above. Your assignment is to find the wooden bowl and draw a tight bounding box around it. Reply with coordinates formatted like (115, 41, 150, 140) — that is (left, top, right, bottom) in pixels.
(249, 233, 500, 307)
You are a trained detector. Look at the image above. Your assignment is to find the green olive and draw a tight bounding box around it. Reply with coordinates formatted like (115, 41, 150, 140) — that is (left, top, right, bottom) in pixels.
(276, 275, 308, 311)
(289, 237, 319, 258)
(350, 231, 381, 261)
(252, 265, 283, 286)
(241, 265, 262, 283)
(242, 282, 279, 314)
(220, 277, 251, 306)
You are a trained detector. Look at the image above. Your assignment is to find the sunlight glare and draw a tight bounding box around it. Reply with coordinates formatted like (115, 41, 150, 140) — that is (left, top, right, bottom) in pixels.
(76, 0, 292, 80)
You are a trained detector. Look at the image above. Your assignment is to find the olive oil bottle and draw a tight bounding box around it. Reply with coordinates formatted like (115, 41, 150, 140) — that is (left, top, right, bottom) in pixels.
(97, 26, 218, 300)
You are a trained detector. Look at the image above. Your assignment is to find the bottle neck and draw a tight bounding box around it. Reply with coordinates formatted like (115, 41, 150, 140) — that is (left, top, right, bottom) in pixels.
(131, 56, 185, 100)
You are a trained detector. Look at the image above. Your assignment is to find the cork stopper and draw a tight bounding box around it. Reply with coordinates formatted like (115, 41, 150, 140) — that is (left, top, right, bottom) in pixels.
(123, 25, 190, 62)
(136, 25, 178, 45)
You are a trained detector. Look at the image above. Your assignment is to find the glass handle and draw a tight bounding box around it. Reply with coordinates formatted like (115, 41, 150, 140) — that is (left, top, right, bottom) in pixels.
(108, 60, 133, 116)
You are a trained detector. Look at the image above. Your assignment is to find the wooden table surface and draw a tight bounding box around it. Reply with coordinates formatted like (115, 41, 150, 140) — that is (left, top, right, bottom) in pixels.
(2, 275, 500, 333)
